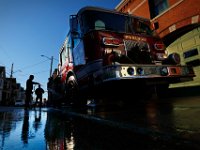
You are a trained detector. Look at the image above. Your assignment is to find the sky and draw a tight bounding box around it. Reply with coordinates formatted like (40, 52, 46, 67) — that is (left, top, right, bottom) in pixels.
(0, 0, 121, 99)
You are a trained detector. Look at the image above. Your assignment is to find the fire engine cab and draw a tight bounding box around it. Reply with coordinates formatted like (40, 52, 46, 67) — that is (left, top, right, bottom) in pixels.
(56, 6, 195, 106)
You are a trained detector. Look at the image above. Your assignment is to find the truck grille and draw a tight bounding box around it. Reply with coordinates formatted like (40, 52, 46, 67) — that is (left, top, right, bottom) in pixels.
(124, 40, 150, 52)
(124, 40, 152, 64)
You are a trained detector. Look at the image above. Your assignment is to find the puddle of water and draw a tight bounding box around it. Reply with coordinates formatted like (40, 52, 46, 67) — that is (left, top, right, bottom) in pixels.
(0, 108, 47, 150)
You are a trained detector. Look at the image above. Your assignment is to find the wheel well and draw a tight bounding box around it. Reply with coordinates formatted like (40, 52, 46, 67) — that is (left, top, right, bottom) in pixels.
(66, 71, 78, 85)
(66, 71, 74, 81)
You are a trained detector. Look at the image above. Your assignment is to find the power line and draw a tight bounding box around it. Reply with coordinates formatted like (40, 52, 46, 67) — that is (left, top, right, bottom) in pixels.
(19, 59, 49, 71)
(32, 70, 50, 75)
(1, 59, 50, 73)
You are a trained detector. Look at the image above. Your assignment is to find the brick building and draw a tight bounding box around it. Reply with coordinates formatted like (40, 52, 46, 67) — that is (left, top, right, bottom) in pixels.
(116, 0, 200, 87)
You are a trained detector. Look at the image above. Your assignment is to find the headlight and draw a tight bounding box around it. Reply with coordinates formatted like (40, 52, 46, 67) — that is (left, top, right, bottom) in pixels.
(127, 67, 134, 75)
(137, 67, 144, 75)
(168, 53, 181, 64)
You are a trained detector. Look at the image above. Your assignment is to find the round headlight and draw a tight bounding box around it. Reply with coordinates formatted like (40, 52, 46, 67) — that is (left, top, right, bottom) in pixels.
(127, 67, 134, 75)
(137, 67, 144, 75)
(168, 53, 180, 64)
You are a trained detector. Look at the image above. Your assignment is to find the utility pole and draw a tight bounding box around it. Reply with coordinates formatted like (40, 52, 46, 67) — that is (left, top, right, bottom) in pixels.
(10, 63, 13, 78)
(50, 56, 53, 78)
(41, 55, 54, 78)
(10, 63, 14, 105)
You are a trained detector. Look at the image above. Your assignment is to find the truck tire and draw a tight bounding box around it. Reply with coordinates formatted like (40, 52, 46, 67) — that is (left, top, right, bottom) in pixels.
(66, 76, 86, 107)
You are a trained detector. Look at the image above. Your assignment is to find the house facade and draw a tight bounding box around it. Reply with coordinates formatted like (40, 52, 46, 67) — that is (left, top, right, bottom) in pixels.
(0, 66, 25, 106)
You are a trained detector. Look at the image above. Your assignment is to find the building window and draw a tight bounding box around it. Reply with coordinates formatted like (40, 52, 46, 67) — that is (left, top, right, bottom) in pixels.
(186, 59, 200, 67)
(149, 0, 169, 18)
(183, 48, 199, 59)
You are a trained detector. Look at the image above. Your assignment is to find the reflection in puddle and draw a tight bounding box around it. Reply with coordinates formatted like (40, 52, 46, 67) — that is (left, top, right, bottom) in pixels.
(145, 99, 175, 132)
(0, 108, 47, 149)
(45, 111, 75, 150)
(0, 107, 77, 150)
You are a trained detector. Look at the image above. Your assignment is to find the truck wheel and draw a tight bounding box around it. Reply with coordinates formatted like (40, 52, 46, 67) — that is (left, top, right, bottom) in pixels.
(66, 76, 86, 107)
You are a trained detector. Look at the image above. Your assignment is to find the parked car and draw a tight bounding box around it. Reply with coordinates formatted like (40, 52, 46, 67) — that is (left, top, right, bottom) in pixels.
(15, 100, 25, 106)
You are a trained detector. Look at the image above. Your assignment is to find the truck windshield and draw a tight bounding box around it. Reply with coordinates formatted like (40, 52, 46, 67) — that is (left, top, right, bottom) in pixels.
(80, 10, 154, 36)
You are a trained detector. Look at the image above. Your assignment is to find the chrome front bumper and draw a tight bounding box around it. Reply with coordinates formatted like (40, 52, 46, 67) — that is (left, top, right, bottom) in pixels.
(93, 64, 195, 84)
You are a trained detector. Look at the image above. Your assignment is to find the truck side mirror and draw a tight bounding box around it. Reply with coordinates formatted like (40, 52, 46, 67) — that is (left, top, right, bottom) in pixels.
(153, 22, 159, 30)
(70, 15, 78, 34)
(70, 15, 80, 39)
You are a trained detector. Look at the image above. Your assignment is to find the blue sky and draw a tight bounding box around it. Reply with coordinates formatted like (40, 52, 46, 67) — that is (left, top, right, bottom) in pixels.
(0, 0, 121, 99)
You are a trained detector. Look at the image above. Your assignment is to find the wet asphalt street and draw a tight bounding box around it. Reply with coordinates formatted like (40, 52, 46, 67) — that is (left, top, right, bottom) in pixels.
(0, 87, 200, 150)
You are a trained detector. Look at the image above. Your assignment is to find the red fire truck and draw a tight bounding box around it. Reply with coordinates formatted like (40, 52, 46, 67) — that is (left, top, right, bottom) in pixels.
(55, 6, 195, 106)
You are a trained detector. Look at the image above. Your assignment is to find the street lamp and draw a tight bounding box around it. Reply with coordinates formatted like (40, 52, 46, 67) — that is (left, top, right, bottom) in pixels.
(41, 55, 54, 78)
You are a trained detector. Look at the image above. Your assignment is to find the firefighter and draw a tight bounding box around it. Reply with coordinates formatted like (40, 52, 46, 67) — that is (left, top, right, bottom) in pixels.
(25, 75, 39, 109)
(35, 84, 45, 107)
